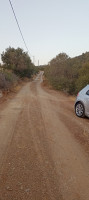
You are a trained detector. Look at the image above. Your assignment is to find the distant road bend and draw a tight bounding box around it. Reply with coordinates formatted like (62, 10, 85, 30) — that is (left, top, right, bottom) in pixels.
(0, 71, 89, 199)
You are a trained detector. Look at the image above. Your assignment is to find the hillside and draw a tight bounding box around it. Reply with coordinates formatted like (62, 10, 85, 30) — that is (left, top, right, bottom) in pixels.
(44, 52, 89, 94)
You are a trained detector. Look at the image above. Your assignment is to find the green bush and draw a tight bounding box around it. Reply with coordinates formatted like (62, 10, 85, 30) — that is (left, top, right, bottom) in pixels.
(0, 71, 19, 90)
(1, 47, 36, 78)
(44, 52, 89, 95)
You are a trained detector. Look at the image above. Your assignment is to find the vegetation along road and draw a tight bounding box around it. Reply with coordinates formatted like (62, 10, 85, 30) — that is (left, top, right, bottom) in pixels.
(0, 71, 89, 200)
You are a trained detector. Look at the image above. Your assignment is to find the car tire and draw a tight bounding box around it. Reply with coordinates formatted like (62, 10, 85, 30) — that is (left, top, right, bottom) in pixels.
(75, 102, 85, 117)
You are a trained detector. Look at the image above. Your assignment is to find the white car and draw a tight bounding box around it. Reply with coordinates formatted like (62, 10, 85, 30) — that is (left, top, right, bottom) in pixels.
(75, 85, 89, 117)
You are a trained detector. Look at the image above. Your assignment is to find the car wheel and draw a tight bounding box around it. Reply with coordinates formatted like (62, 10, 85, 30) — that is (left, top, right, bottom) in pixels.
(75, 102, 85, 117)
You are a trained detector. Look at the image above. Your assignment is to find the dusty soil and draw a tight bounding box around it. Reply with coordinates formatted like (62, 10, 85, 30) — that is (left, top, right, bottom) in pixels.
(0, 71, 89, 200)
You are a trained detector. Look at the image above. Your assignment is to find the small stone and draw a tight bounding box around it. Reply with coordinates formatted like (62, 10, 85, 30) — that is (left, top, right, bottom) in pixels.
(25, 188, 30, 193)
(0, 91, 3, 98)
(6, 186, 12, 191)
(20, 185, 23, 190)
(12, 167, 15, 170)
(18, 182, 22, 186)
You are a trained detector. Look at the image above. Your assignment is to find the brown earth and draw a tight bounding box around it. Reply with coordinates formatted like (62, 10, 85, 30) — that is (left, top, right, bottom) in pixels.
(0, 71, 89, 200)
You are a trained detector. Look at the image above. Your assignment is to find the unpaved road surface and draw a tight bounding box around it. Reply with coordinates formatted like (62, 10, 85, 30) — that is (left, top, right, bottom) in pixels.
(0, 72, 89, 200)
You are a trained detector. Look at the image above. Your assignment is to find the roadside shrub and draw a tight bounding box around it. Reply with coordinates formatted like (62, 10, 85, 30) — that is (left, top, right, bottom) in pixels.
(0, 73, 6, 89)
(0, 71, 19, 90)
(75, 63, 89, 93)
(44, 52, 89, 95)
(1, 47, 36, 78)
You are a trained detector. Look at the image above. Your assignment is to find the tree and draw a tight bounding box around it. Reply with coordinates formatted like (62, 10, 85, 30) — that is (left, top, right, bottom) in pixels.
(49, 53, 69, 66)
(1, 47, 34, 77)
(75, 62, 89, 92)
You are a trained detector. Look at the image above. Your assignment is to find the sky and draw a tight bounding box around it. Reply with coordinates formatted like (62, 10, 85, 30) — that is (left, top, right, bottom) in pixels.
(0, 0, 89, 65)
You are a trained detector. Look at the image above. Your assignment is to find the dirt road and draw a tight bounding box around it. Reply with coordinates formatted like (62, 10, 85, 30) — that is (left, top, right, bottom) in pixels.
(0, 72, 89, 200)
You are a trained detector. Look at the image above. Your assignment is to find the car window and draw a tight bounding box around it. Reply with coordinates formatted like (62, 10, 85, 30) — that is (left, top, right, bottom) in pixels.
(86, 90, 89, 95)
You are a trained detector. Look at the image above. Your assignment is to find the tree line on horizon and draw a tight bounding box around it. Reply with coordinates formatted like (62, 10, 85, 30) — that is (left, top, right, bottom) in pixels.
(44, 52, 89, 95)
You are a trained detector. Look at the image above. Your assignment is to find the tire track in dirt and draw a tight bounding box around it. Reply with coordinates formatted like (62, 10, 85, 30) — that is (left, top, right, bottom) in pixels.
(0, 72, 89, 199)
